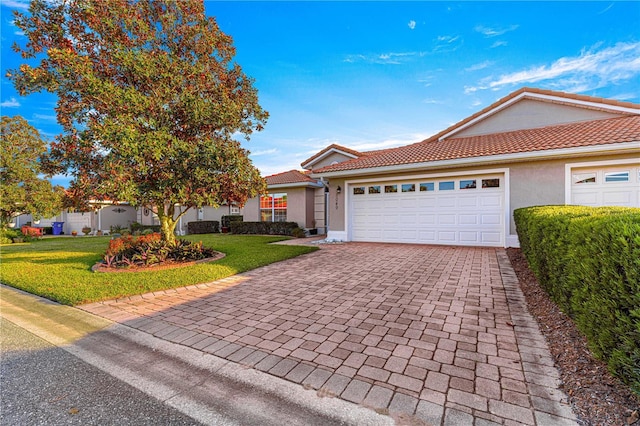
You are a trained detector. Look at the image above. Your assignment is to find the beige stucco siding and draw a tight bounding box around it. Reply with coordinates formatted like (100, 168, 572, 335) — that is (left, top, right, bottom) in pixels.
(455, 99, 621, 138)
(311, 152, 357, 170)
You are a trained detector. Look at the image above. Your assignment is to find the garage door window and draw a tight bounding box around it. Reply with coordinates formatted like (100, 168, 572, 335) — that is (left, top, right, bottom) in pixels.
(605, 171, 629, 182)
(482, 178, 500, 188)
(460, 179, 476, 189)
(419, 182, 434, 192)
(353, 187, 365, 195)
(439, 181, 455, 191)
(573, 173, 596, 184)
(402, 184, 415, 192)
(385, 185, 398, 193)
(368, 186, 381, 194)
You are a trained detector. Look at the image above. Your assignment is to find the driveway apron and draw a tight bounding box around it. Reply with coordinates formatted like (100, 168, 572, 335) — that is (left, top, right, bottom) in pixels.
(81, 243, 577, 425)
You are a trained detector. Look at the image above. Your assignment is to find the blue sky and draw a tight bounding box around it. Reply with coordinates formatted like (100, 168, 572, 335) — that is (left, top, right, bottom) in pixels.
(1, 1, 639, 186)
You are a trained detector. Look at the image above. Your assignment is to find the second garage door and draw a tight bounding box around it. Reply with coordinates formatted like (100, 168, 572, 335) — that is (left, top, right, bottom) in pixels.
(349, 174, 505, 247)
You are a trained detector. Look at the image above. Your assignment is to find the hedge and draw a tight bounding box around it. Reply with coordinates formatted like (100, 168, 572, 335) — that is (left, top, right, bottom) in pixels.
(514, 205, 640, 394)
(221, 215, 243, 228)
(230, 221, 300, 236)
(187, 220, 220, 234)
(130, 222, 161, 234)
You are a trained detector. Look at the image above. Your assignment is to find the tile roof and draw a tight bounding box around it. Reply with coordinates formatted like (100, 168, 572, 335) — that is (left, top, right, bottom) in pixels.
(300, 143, 365, 169)
(265, 170, 318, 185)
(312, 115, 640, 173)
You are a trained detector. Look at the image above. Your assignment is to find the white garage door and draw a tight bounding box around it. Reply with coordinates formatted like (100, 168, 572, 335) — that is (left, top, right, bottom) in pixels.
(571, 165, 640, 207)
(349, 174, 505, 247)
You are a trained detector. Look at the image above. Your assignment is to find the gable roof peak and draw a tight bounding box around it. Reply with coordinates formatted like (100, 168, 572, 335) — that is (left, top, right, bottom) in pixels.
(300, 143, 364, 170)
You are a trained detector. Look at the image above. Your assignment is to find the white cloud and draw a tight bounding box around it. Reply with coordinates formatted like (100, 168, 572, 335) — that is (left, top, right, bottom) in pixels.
(465, 60, 494, 72)
(249, 148, 278, 157)
(408, 20, 416, 30)
(490, 41, 508, 48)
(610, 92, 638, 101)
(0, 97, 20, 108)
(474, 24, 519, 38)
(598, 3, 614, 14)
(432, 35, 463, 53)
(33, 113, 57, 120)
(344, 51, 424, 65)
(1, 0, 30, 10)
(465, 42, 640, 94)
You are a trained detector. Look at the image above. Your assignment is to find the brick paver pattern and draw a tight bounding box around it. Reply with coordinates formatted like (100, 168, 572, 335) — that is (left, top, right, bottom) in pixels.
(82, 243, 577, 426)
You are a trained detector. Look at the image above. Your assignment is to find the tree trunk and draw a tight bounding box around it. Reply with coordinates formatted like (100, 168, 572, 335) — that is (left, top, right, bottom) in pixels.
(158, 212, 178, 245)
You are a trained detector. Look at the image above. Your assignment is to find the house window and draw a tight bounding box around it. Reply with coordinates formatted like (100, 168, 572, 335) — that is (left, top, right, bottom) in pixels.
(260, 193, 287, 222)
(482, 178, 500, 188)
(384, 185, 398, 193)
(353, 187, 365, 195)
(604, 171, 629, 182)
(460, 179, 476, 189)
(401, 183, 415, 192)
(419, 182, 434, 192)
(368, 186, 381, 194)
(573, 173, 596, 184)
(439, 181, 455, 191)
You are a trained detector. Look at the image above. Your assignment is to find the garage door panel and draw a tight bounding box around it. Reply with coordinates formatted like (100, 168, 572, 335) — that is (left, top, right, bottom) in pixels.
(603, 191, 632, 205)
(350, 174, 505, 247)
(481, 214, 501, 225)
(438, 215, 456, 225)
(459, 215, 478, 225)
(437, 231, 457, 242)
(459, 231, 480, 243)
(458, 197, 479, 208)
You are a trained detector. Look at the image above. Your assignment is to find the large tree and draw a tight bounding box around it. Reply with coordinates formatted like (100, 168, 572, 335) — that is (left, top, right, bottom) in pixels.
(1, 115, 64, 228)
(9, 0, 268, 243)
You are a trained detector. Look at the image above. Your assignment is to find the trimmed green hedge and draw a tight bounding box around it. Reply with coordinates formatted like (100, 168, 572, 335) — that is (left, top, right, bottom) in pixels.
(230, 221, 299, 236)
(514, 205, 640, 394)
(187, 220, 220, 234)
(221, 215, 243, 228)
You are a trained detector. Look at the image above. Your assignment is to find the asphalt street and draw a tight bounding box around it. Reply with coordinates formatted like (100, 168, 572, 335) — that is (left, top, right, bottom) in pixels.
(1, 317, 201, 425)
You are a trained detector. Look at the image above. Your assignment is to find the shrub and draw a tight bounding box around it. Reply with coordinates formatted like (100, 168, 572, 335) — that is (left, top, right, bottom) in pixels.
(514, 205, 640, 394)
(230, 221, 300, 236)
(130, 222, 162, 234)
(102, 233, 216, 268)
(0, 228, 21, 244)
(221, 215, 243, 229)
(187, 220, 219, 234)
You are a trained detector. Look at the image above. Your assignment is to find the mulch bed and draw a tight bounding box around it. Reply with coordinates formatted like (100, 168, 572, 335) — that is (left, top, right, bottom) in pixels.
(506, 248, 639, 426)
(91, 251, 225, 273)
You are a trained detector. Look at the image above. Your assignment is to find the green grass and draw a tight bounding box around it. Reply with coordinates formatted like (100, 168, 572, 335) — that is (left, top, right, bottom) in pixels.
(0, 234, 317, 306)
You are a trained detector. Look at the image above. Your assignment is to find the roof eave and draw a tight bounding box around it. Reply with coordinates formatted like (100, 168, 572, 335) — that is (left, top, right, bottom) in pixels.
(310, 141, 640, 178)
(267, 181, 324, 190)
(301, 148, 360, 170)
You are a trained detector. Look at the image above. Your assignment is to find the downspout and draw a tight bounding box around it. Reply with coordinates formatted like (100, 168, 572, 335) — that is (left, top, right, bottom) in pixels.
(319, 177, 330, 235)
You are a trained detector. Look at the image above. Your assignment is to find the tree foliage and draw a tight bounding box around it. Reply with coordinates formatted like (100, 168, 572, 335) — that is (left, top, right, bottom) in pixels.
(0, 115, 64, 227)
(8, 0, 268, 243)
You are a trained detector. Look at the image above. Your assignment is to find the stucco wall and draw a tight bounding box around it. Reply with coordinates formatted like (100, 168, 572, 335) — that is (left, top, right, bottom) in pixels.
(455, 99, 621, 138)
(310, 152, 357, 170)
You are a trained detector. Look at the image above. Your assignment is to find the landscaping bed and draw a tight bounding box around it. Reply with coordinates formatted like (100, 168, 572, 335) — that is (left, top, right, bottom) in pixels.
(507, 248, 639, 426)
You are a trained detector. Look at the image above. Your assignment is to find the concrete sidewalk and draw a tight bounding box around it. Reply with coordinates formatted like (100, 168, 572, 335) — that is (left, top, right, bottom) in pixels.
(80, 243, 578, 426)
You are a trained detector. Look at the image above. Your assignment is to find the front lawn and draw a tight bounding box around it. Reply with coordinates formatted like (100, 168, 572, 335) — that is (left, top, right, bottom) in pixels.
(0, 234, 317, 305)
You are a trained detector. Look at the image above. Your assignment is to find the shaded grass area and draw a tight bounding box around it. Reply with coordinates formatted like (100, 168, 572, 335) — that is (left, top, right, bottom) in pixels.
(0, 235, 317, 306)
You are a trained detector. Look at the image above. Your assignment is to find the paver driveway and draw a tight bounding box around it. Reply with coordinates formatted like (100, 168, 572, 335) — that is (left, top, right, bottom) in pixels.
(82, 243, 577, 425)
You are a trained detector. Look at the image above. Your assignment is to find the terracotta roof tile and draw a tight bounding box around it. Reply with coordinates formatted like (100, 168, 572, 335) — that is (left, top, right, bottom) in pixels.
(300, 143, 365, 168)
(266, 170, 317, 185)
(313, 115, 640, 173)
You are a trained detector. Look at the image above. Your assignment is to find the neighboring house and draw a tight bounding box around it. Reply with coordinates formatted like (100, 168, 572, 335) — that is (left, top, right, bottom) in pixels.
(305, 87, 640, 247)
(14, 203, 137, 235)
(138, 169, 326, 235)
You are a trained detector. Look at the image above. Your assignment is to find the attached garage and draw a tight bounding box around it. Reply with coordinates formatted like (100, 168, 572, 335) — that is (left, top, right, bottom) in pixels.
(348, 172, 506, 247)
(567, 161, 640, 208)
